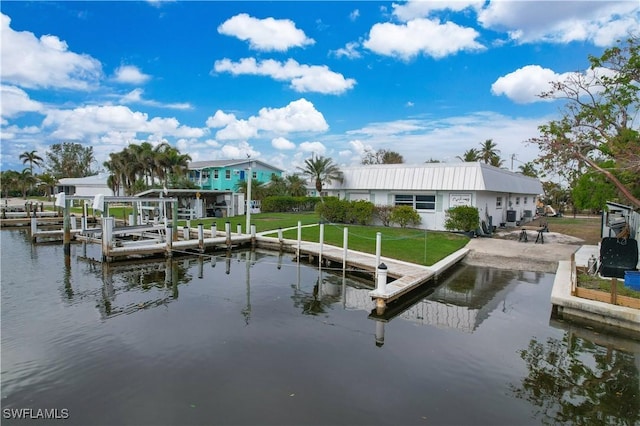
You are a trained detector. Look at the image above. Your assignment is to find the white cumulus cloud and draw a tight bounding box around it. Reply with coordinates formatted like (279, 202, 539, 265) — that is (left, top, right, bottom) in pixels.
(42, 104, 205, 141)
(491, 65, 575, 104)
(299, 141, 326, 156)
(478, 1, 639, 47)
(364, 18, 485, 60)
(0, 13, 102, 90)
(211, 98, 328, 141)
(214, 58, 356, 95)
(272, 137, 296, 150)
(392, 0, 484, 21)
(113, 65, 151, 84)
(218, 13, 314, 51)
(0, 85, 43, 118)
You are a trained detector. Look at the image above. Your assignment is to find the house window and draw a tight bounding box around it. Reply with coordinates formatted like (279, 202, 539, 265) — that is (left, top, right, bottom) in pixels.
(394, 194, 435, 211)
(496, 197, 502, 208)
(394, 194, 414, 206)
(524, 196, 528, 204)
(225, 170, 231, 179)
(202, 170, 210, 180)
(252, 171, 257, 179)
(416, 195, 436, 210)
(214, 169, 219, 179)
(515, 197, 520, 206)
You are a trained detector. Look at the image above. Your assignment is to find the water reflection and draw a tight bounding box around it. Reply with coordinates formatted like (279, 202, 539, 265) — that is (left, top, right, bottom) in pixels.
(513, 322, 640, 425)
(366, 264, 539, 345)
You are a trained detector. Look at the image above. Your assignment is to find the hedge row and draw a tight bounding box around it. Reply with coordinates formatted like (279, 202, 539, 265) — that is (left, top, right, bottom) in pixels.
(261, 196, 318, 212)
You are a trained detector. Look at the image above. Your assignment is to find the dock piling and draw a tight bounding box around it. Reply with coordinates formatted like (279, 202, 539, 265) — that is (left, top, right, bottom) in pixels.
(250, 224, 256, 247)
(30, 216, 37, 242)
(225, 222, 231, 246)
(101, 216, 114, 262)
(166, 224, 173, 257)
(211, 223, 217, 237)
(319, 222, 325, 266)
(198, 224, 204, 252)
(183, 226, 189, 240)
(375, 263, 388, 314)
(343, 227, 348, 271)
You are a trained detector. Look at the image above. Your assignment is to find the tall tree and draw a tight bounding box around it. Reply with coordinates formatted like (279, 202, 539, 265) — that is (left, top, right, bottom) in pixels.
(19, 150, 43, 174)
(518, 162, 538, 178)
(44, 142, 95, 179)
(478, 139, 501, 165)
(298, 155, 343, 193)
(530, 36, 640, 209)
(457, 148, 480, 162)
(37, 173, 58, 200)
(285, 174, 307, 197)
(18, 169, 36, 198)
(362, 149, 404, 164)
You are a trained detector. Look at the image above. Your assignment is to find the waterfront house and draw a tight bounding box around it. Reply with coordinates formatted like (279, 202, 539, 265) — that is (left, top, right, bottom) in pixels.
(187, 159, 284, 191)
(56, 173, 122, 197)
(322, 162, 543, 232)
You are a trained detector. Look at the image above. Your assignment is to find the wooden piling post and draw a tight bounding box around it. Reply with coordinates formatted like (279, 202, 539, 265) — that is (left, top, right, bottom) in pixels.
(225, 221, 231, 246)
(101, 216, 114, 262)
(63, 198, 71, 256)
(375, 263, 388, 314)
(198, 224, 204, 252)
(237, 224, 242, 235)
(297, 221, 302, 260)
(611, 278, 618, 305)
(250, 224, 256, 247)
(166, 224, 173, 258)
(30, 216, 37, 243)
(211, 223, 217, 237)
(183, 226, 189, 240)
(319, 222, 324, 266)
(343, 226, 348, 271)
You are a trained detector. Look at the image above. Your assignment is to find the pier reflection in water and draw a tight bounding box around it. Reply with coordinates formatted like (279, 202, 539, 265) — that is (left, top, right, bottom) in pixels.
(1, 229, 638, 426)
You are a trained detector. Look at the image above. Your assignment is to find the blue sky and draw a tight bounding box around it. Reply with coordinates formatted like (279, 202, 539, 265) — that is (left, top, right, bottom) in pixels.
(1, 1, 638, 175)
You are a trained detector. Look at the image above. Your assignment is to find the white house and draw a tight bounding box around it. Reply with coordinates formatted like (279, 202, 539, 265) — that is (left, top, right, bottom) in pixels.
(323, 162, 543, 231)
(56, 173, 121, 197)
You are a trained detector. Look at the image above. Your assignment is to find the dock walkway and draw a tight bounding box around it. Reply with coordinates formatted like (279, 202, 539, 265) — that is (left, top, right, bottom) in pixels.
(262, 235, 469, 305)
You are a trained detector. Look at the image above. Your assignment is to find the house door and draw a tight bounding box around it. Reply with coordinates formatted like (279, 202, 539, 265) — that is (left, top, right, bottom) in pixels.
(239, 170, 245, 180)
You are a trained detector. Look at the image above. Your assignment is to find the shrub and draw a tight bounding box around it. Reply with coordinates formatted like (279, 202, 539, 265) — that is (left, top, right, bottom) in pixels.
(315, 197, 349, 222)
(444, 205, 479, 232)
(390, 205, 422, 228)
(374, 205, 394, 226)
(346, 200, 375, 225)
(262, 196, 317, 212)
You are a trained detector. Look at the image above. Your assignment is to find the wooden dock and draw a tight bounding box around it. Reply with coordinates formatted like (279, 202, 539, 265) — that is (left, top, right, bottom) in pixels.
(261, 235, 469, 307)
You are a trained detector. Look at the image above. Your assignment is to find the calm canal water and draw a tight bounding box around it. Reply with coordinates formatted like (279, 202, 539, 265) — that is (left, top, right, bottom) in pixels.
(1, 229, 639, 425)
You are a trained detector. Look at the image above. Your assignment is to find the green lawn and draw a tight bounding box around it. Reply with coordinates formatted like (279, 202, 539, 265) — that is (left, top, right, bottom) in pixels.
(42, 205, 469, 266)
(264, 222, 469, 266)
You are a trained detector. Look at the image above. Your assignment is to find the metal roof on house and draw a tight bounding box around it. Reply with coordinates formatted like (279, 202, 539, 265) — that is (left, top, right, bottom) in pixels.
(188, 159, 284, 173)
(325, 162, 543, 194)
(57, 173, 110, 186)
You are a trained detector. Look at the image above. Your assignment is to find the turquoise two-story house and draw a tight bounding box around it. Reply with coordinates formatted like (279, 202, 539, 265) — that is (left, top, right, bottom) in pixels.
(188, 159, 284, 191)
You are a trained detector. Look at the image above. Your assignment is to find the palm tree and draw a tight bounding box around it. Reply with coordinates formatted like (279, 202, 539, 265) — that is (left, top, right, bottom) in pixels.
(297, 155, 343, 194)
(37, 173, 57, 200)
(1, 170, 21, 198)
(19, 150, 43, 174)
(18, 169, 36, 198)
(457, 148, 480, 162)
(518, 162, 538, 177)
(285, 174, 307, 197)
(478, 139, 501, 165)
(235, 179, 267, 200)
